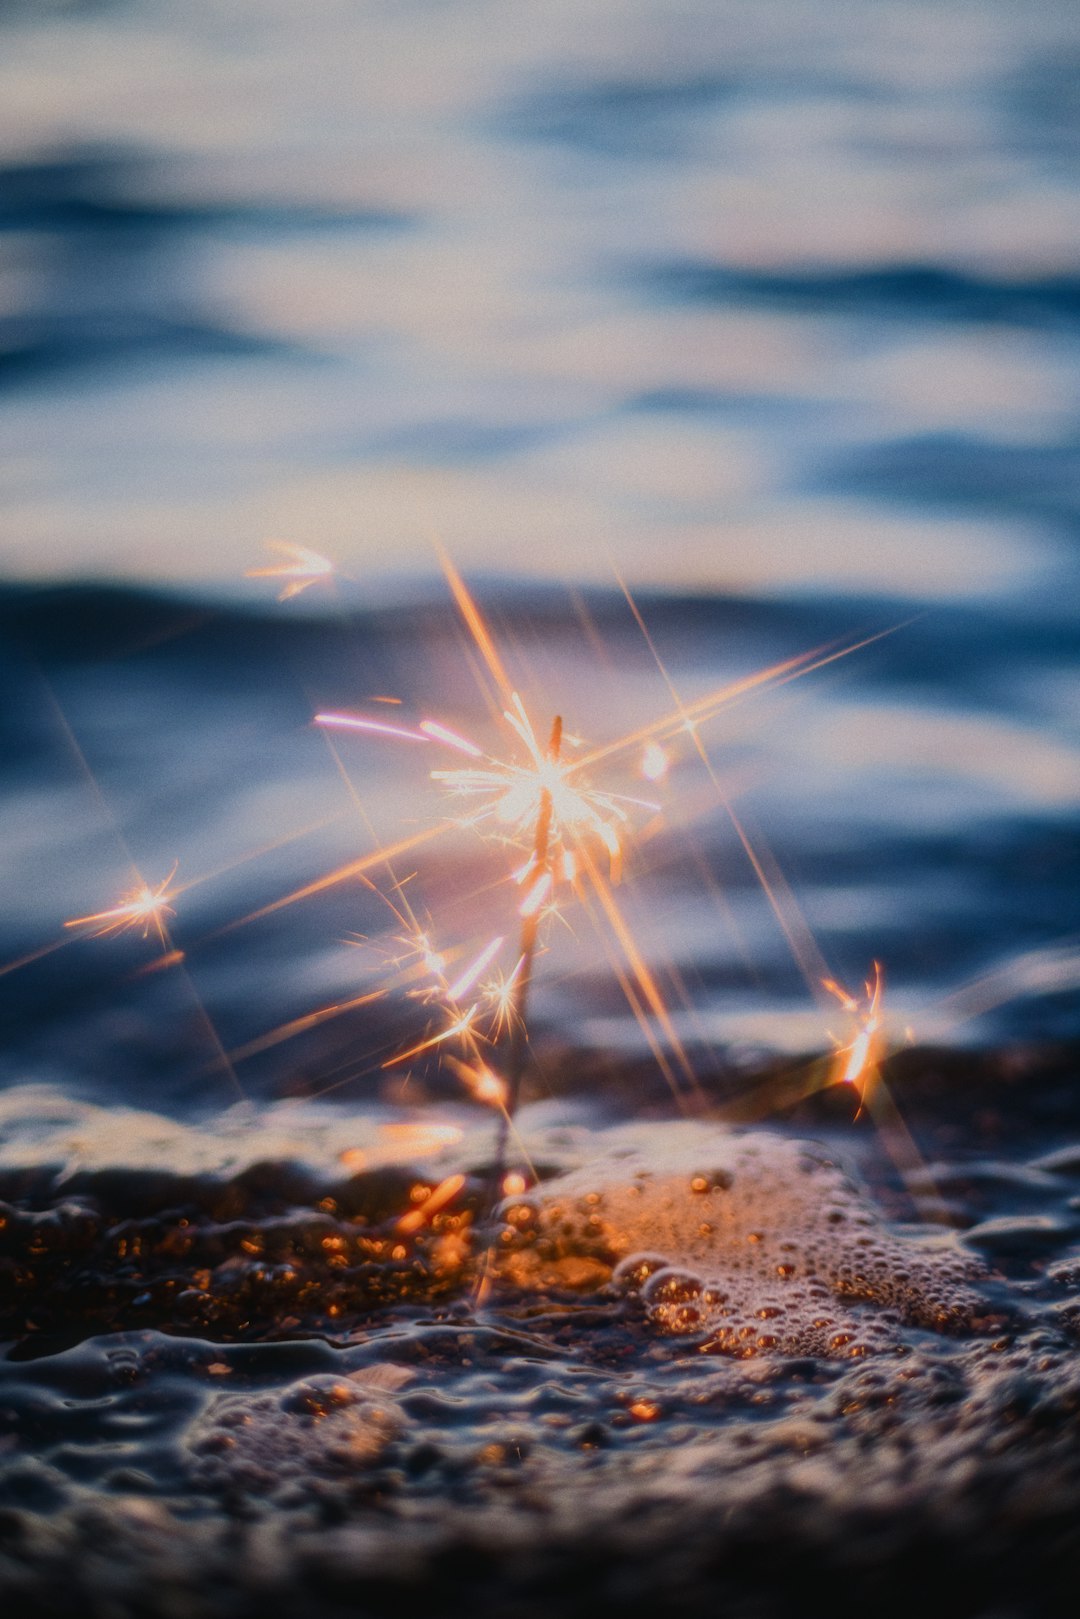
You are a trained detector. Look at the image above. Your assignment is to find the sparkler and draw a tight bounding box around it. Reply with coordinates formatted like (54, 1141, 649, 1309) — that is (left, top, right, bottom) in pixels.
(303, 558, 914, 1189)
(316, 690, 662, 1166)
(8, 537, 954, 1305)
(18, 537, 921, 1240)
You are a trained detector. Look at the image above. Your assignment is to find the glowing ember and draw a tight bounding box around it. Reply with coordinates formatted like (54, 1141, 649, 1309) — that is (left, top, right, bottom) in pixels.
(628, 1399, 662, 1423)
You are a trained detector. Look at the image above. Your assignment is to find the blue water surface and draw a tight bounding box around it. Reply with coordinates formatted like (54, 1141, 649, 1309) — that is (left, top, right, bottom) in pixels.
(0, 0, 1077, 1113)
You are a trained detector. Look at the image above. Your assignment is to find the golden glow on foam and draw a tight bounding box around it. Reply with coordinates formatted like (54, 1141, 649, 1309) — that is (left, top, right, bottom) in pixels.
(396, 1172, 467, 1234)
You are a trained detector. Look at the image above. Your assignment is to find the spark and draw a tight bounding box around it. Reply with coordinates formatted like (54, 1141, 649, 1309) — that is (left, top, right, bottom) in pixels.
(293, 553, 902, 1163)
(381, 1003, 481, 1070)
(399, 928, 447, 982)
(317, 691, 656, 910)
(425, 694, 657, 886)
(576, 621, 916, 777)
(245, 541, 335, 601)
(519, 870, 552, 918)
(446, 935, 505, 1001)
(446, 1055, 508, 1109)
(824, 962, 886, 1111)
(226, 989, 386, 1065)
(221, 824, 447, 932)
(64, 866, 179, 947)
(311, 563, 675, 1143)
(419, 720, 484, 757)
(482, 955, 526, 1039)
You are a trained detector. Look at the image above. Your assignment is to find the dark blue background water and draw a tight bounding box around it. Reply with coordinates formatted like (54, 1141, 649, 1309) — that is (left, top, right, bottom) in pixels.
(0, 0, 1078, 1113)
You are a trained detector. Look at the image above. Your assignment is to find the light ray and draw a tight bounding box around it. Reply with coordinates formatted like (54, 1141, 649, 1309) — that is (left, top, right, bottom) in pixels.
(446, 935, 505, 1001)
(433, 535, 515, 705)
(218, 824, 452, 932)
(315, 712, 432, 745)
(226, 989, 388, 1065)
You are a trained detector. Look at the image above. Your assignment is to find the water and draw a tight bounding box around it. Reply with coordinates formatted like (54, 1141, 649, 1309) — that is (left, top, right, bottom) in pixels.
(2, 2, 1080, 1614)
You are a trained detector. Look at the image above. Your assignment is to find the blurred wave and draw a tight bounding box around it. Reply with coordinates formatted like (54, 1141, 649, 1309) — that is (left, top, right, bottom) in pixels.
(0, 1, 1077, 1107)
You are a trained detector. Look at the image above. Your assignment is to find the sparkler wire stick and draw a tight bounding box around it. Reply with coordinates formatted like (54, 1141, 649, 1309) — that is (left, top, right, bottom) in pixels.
(497, 713, 562, 1154)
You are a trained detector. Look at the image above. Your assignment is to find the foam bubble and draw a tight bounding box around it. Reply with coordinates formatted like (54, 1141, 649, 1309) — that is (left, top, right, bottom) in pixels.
(500, 1126, 984, 1357)
(187, 1369, 409, 1497)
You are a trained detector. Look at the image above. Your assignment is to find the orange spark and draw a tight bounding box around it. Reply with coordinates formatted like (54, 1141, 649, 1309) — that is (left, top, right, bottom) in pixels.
(443, 1053, 508, 1108)
(578, 842, 699, 1096)
(245, 541, 335, 601)
(824, 963, 886, 1111)
(222, 824, 448, 931)
(427, 692, 656, 886)
(482, 955, 526, 1039)
(433, 537, 515, 704)
(226, 989, 387, 1065)
(380, 1004, 481, 1069)
(445, 935, 505, 1001)
(64, 866, 178, 947)
(577, 623, 913, 777)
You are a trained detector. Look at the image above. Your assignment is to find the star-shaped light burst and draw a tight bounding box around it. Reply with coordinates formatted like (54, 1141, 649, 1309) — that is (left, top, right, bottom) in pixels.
(317, 692, 658, 917)
(64, 865, 179, 949)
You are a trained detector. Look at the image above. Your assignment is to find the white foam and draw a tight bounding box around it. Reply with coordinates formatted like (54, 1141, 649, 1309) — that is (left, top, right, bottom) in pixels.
(503, 1126, 982, 1357)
